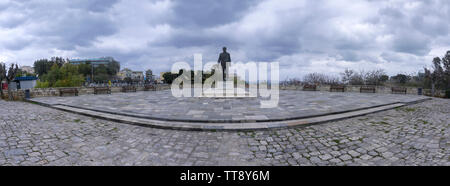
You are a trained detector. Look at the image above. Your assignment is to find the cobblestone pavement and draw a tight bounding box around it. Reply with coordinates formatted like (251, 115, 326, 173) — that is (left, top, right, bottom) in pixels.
(0, 98, 448, 166)
(30, 90, 427, 122)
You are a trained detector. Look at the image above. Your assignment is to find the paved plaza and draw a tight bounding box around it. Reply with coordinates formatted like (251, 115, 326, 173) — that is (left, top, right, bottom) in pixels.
(31, 90, 428, 122)
(0, 96, 448, 165)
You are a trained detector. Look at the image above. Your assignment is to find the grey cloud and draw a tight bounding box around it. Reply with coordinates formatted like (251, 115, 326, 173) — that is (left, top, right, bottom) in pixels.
(376, 0, 450, 56)
(391, 31, 431, 55)
(169, 0, 259, 28)
(155, 29, 238, 48)
(31, 10, 118, 50)
(156, 0, 261, 49)
(1, 0, 449, 79)
(119, 0, 449, 74)
(410, 13, 449, 36)
(379, 7, 404, 18)
(3, 37, 31, 51)
(68, 0, 120, 12)
(2, 1, 120, 50)
(0, 14, 27, 29)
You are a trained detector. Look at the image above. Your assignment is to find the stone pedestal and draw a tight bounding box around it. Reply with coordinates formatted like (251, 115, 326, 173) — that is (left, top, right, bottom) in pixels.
(202, 81, 254, 98)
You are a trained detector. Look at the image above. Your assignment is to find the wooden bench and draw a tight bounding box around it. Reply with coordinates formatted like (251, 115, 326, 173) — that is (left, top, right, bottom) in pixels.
(121, 86, 136, 92)
(94, 87, 111, 95)
(330, 85, 345, 92)
(144, 84, 156, 91)
(360, 86, 376, 93)
(392, 87, 407, 94)
(59, 88, 78, 97)
(303, 84, 317, 91)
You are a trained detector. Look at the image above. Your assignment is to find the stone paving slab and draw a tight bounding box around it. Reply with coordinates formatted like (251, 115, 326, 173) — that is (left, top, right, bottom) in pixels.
(30, 90, 429, 124)
(0, 98, 448, 166)
(48, 103, 408, 130)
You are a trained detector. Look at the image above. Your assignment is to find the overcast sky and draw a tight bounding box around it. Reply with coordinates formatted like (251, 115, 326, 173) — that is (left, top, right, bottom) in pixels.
(0, 0, 449, 79)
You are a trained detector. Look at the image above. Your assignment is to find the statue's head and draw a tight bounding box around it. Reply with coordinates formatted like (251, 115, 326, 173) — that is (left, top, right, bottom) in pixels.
(222, 47, 227, 52)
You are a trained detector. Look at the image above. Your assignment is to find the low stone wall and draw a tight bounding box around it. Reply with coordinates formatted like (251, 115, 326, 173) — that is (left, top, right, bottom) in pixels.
(280, 84, 446, 97)
(2, 84, 171, 101)
(2, 84, 446, 101)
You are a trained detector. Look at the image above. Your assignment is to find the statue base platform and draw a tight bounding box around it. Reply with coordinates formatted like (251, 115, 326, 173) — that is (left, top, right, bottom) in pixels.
(201, 81, 256, 98)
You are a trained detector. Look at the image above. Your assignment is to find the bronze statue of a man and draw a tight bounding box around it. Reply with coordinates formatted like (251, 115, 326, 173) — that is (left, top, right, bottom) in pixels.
(218, 47, 231, 81)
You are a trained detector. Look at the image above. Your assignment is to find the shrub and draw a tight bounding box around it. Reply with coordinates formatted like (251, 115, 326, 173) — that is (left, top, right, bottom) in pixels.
(38, 63, 85, 87)
(162, 72, 180, 84)
(54, 80, 69, 87)
(35, 81, 49, 88)
(303, 73, 341, 85)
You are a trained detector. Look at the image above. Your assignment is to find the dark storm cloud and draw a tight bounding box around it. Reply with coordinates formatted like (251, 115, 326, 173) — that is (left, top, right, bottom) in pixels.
(155, 29, 237, 48)
(3, 37, 31, 51)
(0, 14, 27, 29)
(68, 0, 120, 12)
(35, 11, 118, 50)
(0, 0, 120, 52)
(391, 31, 431, 55)
(379, 7, 404, 18)
(169, 0, 259, 27)
(376, 0, 450, 55)
(157, 0, 260, 49)
(1, 0, 449, 79)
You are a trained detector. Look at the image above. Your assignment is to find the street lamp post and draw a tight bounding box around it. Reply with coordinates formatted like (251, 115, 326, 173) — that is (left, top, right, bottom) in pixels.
(90, 62, 95, 84)
(91, 63, 93, 83)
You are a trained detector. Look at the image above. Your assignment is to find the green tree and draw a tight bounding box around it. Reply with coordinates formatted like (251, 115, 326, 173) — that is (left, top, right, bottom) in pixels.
(94, 73, 110, 83)
(441, 51, 450, 90)
(380, 75, 389, 83)
(49, 57, 65, 67)
(0, 63, 6, 98)
(33, 59, 51, 77)
(33, 57, 65, 77)
(57, 63, 84, 87)
(124, 77, 133, 84)
(106, 61, 120, 76)
(93, 65, 110, 82)
(35, 81, 49, 88)
(15, 69, 24, 77)
(41, 64, 62, 87)
(340, 68, 354, 85)
(349, 71, 364, 85)
(14, 69, 36, 77)
(39, 63, 84, 87)
(0, 63, 19, 100)
(78, 63, 92, 77)
(432, 57, 444, 90)
(391, 74, 411, 85)
(424, 55, 448, 96)
(145, 69, 154, 83)
(162, 72, 180, 84)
